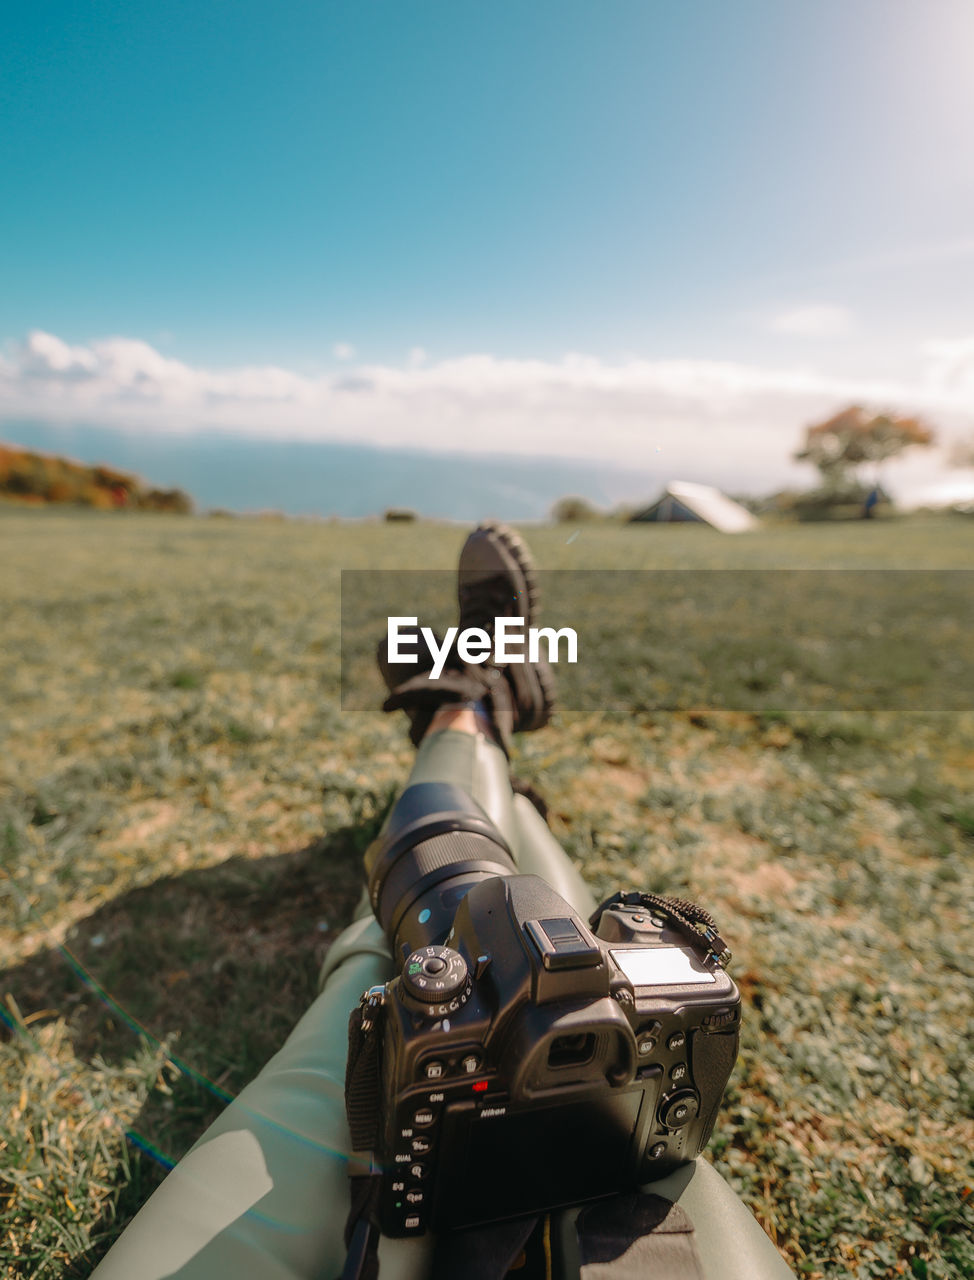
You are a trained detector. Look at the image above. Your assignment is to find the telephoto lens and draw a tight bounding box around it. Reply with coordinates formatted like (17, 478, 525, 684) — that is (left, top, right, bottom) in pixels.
(364, 781, 517, 962)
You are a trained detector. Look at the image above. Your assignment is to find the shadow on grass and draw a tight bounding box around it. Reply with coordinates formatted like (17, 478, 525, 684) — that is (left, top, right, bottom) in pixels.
(1, 821, 375, 1275)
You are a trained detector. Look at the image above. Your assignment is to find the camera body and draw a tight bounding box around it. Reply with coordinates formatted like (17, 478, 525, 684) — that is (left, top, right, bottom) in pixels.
(371, 870, 740, 1236)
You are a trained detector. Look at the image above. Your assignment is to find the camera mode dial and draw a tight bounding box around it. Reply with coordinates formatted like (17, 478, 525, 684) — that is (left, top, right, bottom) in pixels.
(401, 946, 471, 1014)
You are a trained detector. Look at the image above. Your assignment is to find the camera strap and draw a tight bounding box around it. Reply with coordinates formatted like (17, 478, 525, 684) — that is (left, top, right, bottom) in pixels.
(341, 987, 387, 1280)
(589, 891, 732, 969)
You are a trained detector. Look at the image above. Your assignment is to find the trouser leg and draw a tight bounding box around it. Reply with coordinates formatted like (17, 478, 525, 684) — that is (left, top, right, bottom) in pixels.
(93, 728, 583, 1280)
(508, 788, 595, 919)
(415, 728, 595, 918)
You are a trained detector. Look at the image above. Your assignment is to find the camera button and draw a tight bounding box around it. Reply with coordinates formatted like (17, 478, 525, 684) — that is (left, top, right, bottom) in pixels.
(403, 1214, 422, 1232)
(423, 1060, 445, 1080)
(670, 1062, 688, 1082)
(412, 1106, 437, 1128)
(409, 1162, 428, 1181)
(410, 1135, 433, 1156)
(660, 1090, 699, 1129)
(648, 1142, 667, 1160)
(459, 1053, 482, 1075)
(637, 1035, 657, 1056)
(405, 1189, 426, 1207)
(667, 1031, 686, 1052)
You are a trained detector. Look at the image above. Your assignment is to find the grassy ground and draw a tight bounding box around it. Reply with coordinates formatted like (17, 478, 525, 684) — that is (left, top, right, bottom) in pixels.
(1, 509, 972, 1278)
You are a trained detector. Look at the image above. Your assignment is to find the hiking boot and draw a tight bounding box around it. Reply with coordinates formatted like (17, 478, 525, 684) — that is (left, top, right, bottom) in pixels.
(458, 521, 556, 734)
(377, 523, 556, 754)
(377, 624, 487, 748)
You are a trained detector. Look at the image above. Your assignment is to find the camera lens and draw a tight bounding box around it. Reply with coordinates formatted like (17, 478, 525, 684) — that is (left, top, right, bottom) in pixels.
(365, 782, 517, 955)
(373, 827, 517, 954)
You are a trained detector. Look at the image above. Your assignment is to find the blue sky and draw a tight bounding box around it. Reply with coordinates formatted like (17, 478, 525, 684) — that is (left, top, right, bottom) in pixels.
(2, 1, 973, 493)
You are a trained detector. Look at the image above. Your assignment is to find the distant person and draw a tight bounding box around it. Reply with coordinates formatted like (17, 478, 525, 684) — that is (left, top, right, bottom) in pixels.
(92, 524, 793, 1280)
(862, 485, 880, 519)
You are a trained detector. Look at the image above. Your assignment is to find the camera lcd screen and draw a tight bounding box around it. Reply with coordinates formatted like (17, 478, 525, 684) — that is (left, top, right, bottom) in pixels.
(434, 1090, 644, 1229)
(611, 946, 717, 986)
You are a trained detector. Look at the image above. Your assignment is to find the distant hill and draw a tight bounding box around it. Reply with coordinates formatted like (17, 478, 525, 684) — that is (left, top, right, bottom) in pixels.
(0, 441, 193, 512)
(0, 421, 655, 520)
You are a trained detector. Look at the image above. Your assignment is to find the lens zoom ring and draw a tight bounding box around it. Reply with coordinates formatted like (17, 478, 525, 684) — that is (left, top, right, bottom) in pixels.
(377, 830, 515, 932)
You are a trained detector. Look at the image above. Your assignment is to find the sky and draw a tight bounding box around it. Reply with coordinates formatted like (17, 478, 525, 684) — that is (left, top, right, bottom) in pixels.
(2, 1, 974, 497)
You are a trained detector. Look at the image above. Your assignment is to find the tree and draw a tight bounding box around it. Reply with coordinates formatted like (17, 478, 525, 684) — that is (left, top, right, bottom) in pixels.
(551, 495, 600, 522)
(794, 405, 936, 493)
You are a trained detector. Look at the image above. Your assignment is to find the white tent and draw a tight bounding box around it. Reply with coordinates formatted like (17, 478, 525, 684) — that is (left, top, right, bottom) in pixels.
(629, 481, 758, 533)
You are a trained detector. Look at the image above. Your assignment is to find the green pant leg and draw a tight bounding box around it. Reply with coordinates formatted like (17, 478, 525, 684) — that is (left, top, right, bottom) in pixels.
(379, 727, 519, 845)
(90, 930, 428, 1280)
(370, 726, 594, 915)
(508, 790, 596, 917)
(91, 729, 509, 1280)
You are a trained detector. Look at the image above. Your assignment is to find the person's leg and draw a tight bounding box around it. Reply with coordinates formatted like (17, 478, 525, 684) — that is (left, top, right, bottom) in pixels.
(91, 709, 555, 1280)
(322, 702, 592, 980)
(92, 523, 585, 1280)
(510, 789, 595, 918)
(91, 931, 412, 1280)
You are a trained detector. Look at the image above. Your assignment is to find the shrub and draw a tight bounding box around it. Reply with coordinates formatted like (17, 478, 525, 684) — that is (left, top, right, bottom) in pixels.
(551, 495, 600, 522)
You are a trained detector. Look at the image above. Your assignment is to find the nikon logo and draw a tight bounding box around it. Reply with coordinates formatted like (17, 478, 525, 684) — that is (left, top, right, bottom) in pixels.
(387, 616, 578, 680)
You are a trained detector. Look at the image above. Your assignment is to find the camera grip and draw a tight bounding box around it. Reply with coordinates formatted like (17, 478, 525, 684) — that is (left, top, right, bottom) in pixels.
(690, 1029, 738, 1149)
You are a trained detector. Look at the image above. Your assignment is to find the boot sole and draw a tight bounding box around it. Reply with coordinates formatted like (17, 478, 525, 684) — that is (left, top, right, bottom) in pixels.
(459, 521, 556, 732)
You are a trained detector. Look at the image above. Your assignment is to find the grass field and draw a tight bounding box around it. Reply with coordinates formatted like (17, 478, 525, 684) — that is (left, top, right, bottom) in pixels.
(1, 508, 973, 1278)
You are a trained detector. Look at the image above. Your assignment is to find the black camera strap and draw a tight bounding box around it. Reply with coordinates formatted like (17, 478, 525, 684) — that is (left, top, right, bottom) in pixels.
(341, 987, 387, 1280)
(589, 891, 732, 969)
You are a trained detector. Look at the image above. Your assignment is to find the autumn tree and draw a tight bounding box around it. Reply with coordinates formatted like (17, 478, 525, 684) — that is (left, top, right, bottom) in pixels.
(795, 406, 936, 494)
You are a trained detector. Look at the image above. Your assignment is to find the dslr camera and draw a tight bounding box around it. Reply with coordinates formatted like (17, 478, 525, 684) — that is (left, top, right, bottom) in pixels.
(352, 781, 740, 1237)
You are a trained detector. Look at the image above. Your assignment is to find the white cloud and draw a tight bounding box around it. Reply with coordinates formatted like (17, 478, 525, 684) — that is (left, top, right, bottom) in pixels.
(21, 330, 99, 377)
(770, 304, 855, 337)
(2, 328, 972, 492)
(332, 342, 356, 361)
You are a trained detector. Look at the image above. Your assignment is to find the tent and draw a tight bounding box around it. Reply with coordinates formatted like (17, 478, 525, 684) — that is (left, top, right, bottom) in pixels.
(629, 481, 758, 533)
